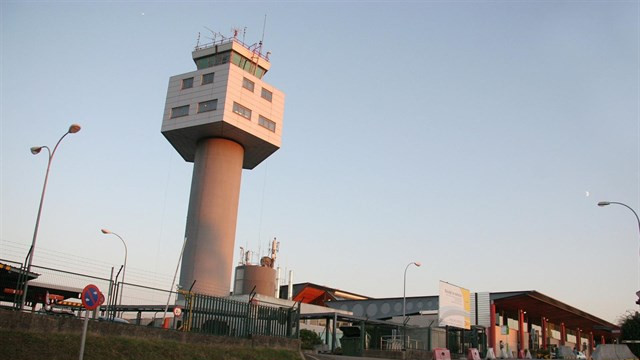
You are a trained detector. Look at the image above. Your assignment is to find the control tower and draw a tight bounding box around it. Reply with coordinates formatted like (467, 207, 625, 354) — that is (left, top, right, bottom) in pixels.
(161, 35, 285, 296)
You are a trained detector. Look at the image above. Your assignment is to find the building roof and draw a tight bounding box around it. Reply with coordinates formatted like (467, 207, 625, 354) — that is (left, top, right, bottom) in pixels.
(490, 290, 619, 337)
(279, 282, 370, 306)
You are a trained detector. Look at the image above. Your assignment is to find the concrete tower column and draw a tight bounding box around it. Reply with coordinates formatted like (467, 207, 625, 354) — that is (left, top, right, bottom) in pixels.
(180, 138, 244, 296)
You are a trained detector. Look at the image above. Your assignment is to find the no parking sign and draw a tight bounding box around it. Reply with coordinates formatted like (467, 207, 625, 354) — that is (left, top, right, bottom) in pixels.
(81, 284, 104, 310)
(79, 284, 104, 360)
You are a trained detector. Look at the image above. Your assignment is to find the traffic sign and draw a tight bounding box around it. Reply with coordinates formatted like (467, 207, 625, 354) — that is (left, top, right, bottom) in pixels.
(173, 306, 182, 317)
(81, 284, 102, 311)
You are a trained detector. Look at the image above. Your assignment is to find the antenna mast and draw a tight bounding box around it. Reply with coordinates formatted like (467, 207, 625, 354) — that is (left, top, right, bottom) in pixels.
(261, 14, 267, 45)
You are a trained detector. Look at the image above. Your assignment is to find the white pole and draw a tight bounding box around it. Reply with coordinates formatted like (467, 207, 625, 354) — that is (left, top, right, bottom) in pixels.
(287, 270, 294, 300)
(78, 310, 90, 360)
(162, 236, 188, 325)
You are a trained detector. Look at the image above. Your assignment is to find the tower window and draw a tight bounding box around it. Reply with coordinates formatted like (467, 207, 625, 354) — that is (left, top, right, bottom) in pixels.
(258, 115, 276, 132)
(232, 102, 252, 120)
(198, 99, 217, 113)
(242, 77, 255, 92)
(202, 72, 214, 85)
(171, 105, 189, 118)
(195, 52, 230, 69)
(182, 77, 194, 89)
(261, 88, 273, 102)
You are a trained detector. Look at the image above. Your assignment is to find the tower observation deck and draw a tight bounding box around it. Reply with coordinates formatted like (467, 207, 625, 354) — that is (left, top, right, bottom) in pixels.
(162, 36, 285, 296)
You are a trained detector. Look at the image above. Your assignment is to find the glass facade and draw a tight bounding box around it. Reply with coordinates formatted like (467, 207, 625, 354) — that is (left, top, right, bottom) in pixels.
(230, 52, 267, 79)
(195, 52, 231, 70)
(196, 50, 266, 79)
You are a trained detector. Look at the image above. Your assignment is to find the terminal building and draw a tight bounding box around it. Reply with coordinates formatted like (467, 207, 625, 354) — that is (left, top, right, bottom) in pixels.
(280, 282, 621, 357)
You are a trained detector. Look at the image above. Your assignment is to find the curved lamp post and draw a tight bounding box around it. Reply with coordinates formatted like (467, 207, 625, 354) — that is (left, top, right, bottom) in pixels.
(597, 201, 640, 235)
(598, 201, 640, 297)
(20, 124, 81, 310)
(101, 228, 128, 316)
(403, 261, 421, 349)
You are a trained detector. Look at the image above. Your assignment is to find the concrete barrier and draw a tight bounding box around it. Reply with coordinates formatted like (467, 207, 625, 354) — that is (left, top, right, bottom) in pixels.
(592, 344, 638, 360)
(558, 345, 577, 359)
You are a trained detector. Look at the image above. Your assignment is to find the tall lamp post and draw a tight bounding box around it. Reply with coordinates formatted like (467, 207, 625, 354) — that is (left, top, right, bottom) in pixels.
(403, 261, 421, 349)
(597, 201, 640, 234)
(597, 201, 640, 299)
(101, 229, 128, 315)
(20, 124, 81, 310)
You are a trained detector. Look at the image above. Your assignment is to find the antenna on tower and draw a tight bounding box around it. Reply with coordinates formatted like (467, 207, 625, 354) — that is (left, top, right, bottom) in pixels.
(196, 32, 201, 49)
(261, 14, 267, 45)
(231, 27, 242, 39)
(203, 26, 217, 43)
(242, 26, 247, 44)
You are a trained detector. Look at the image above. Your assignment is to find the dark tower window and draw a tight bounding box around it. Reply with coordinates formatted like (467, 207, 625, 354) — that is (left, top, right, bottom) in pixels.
(198, 99, 218, 113)
(182, 77, 194, 89)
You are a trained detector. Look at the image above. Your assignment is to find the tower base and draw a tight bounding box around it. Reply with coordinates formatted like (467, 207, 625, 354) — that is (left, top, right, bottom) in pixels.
(179, 138, 244, 296)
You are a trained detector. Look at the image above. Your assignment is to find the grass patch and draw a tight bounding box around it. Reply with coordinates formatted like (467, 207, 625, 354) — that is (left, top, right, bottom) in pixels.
(1, 330, 302, 360)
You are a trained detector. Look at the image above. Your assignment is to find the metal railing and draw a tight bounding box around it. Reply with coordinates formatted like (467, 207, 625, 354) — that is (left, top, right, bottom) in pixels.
(179, 290, 299, 339)
(1, 259, 298, 340)
(380, 335, 424, 350)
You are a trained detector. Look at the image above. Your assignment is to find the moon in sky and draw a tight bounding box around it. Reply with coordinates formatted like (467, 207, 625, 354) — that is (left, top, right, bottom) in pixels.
(585, 191, 590, 197)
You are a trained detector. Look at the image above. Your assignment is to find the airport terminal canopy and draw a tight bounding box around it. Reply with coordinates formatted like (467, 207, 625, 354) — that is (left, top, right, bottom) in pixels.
(491, 290, 619, 339)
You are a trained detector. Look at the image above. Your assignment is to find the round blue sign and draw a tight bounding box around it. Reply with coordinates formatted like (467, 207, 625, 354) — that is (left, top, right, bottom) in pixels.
(82, 284, 101, 310)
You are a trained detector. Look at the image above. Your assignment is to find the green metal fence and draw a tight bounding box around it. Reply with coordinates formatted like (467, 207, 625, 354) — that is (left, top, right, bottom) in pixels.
(179, 290, 300, 339)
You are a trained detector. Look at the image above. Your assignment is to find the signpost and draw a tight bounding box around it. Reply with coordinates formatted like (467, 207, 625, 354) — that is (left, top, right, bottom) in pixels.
(173, 306, 182, 317)
(79, 284, 104, 360)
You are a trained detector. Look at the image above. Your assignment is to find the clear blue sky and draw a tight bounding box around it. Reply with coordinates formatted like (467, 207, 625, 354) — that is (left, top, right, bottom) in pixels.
(1, 1, 638, 323)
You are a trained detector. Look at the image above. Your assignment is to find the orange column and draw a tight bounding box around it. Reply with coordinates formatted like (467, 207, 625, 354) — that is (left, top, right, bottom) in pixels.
(589, 333, 594, 353)
(541, 318, 547, 350)
(519, 310, 525, 351)
(560, 323, 566, 345)
(601, 335, 605, 344)
(577, 329, 582, 351)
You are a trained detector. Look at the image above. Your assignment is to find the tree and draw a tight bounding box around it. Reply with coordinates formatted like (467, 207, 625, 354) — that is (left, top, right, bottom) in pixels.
(300, 329, 323, 350)
(619, 311, 640, 357)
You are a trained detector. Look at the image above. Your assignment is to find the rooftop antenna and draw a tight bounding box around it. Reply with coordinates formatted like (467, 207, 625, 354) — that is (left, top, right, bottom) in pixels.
(203, 26, 217, 43)
(196, 32, 201, 49)
(242, 26, 247, 43)
(261, 14, 267, 46)
(231, 27, 241, 39)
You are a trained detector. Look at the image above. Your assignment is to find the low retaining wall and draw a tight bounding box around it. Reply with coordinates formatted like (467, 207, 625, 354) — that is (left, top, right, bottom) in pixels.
(0, 309, 300, 351)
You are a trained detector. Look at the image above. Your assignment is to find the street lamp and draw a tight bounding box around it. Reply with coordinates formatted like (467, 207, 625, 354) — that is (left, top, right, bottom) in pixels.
(403, 261, 421, 349)
(597, 201, 640, 234)
(20, 124, 81, 310)
(101, 228, 128, 315)
(597, 201, 640, 300)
